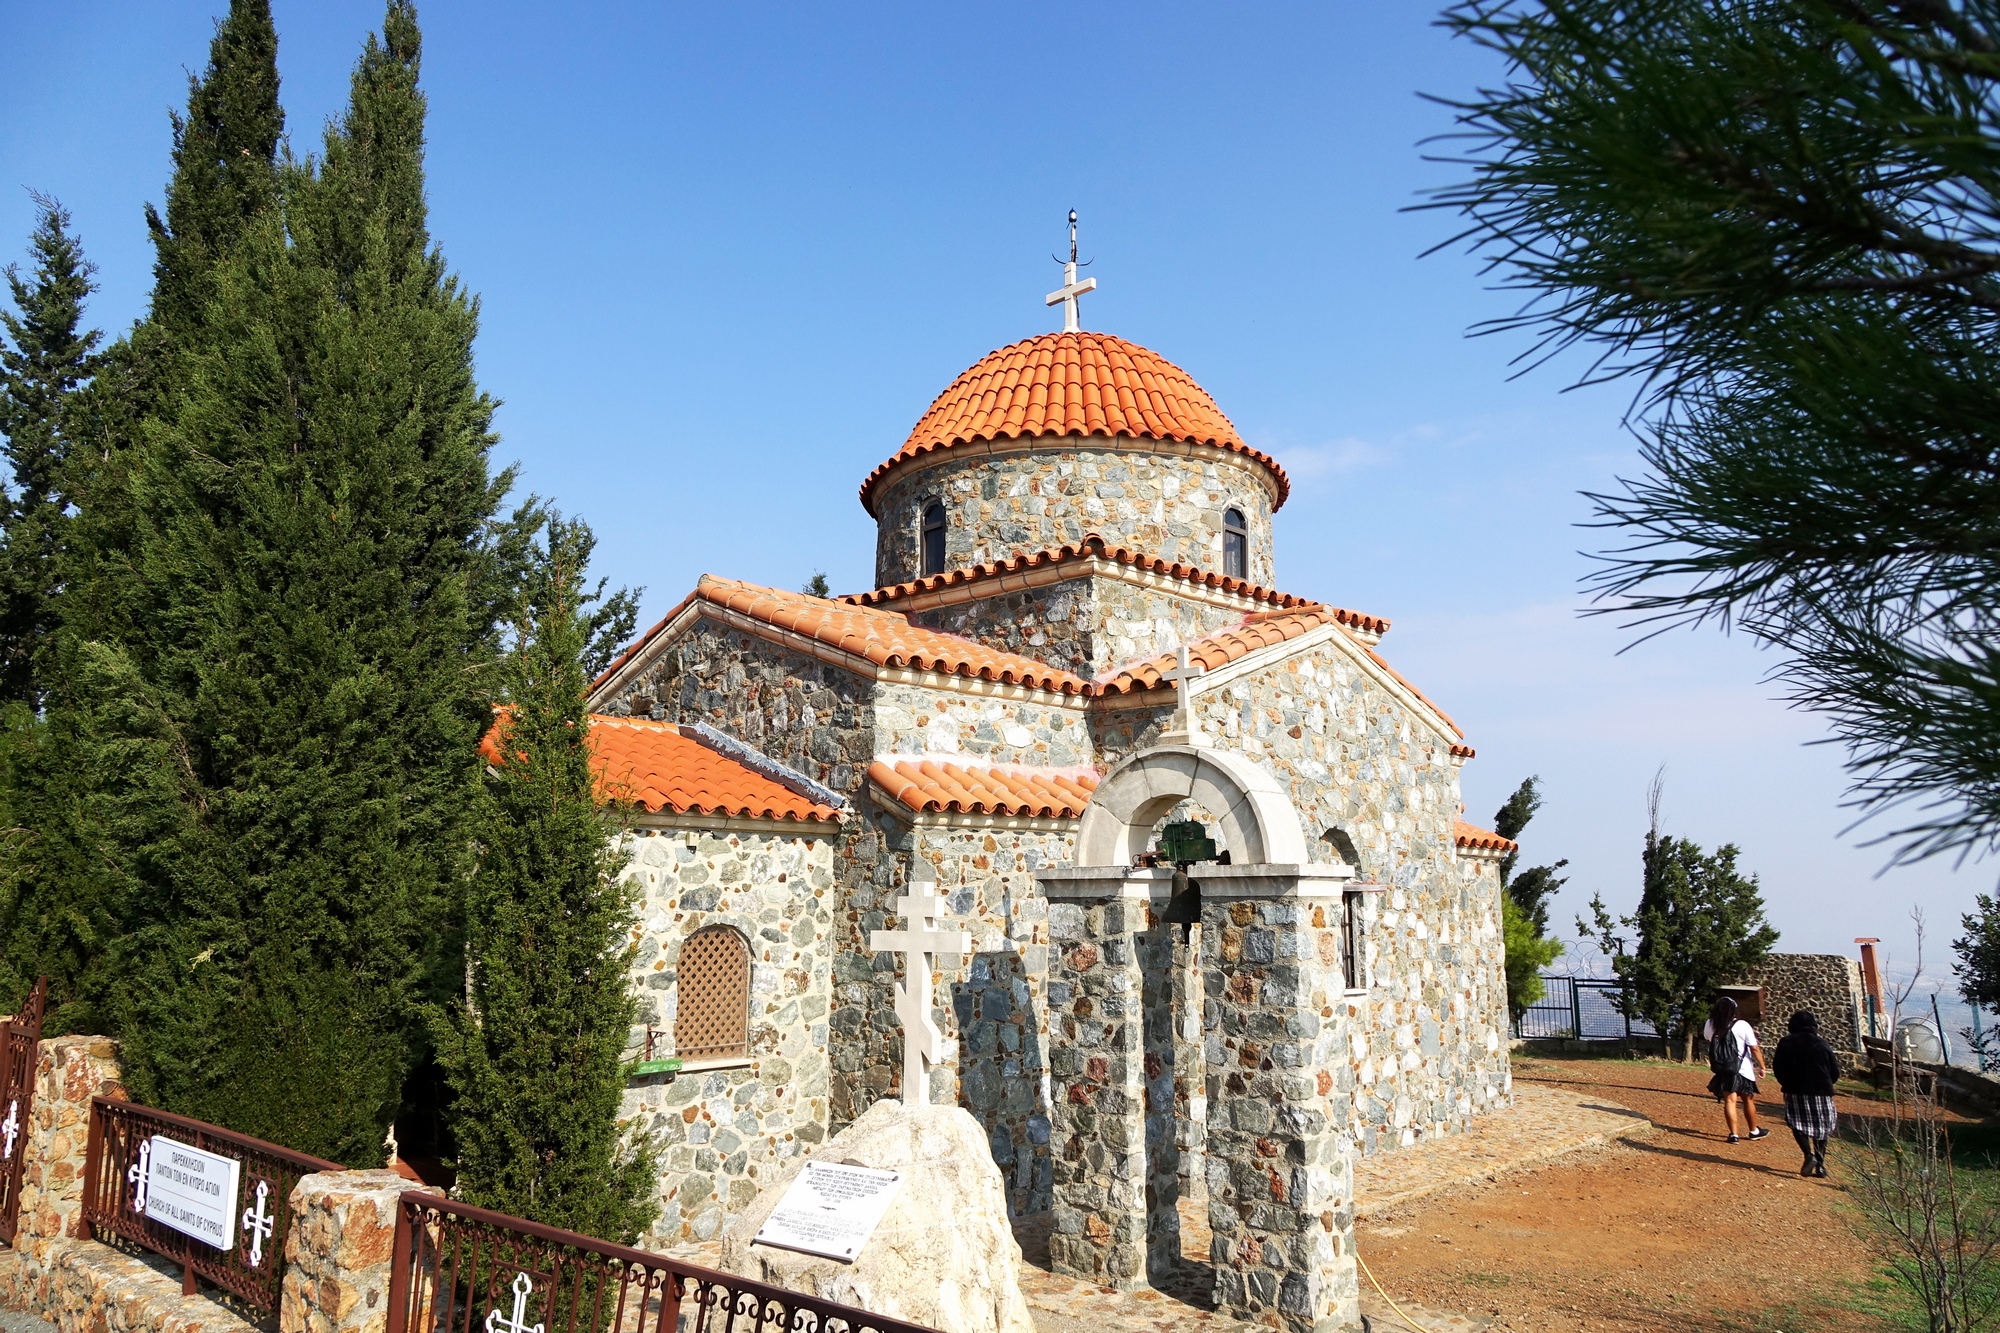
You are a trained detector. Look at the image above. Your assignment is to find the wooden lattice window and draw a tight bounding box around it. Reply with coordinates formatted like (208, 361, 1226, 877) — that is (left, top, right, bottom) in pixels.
(675, 927, 750, 1062)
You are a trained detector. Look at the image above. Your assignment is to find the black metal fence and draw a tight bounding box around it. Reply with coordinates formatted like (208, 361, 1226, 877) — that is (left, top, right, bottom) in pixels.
(1514, 975, 1660, 1042)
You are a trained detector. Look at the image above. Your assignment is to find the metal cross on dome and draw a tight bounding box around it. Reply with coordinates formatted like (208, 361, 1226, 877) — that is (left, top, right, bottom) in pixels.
(869, 880, 970, 1107)
(1045, 209, 1097, 333)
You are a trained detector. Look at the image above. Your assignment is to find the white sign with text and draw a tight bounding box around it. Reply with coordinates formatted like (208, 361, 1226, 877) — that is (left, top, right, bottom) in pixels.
(752, 1161, 902, 1263)
(144, 1136, 241, 1250)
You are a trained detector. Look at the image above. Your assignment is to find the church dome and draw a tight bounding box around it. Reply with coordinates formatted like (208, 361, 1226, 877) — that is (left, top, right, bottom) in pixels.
(857, 331, 1290, 516)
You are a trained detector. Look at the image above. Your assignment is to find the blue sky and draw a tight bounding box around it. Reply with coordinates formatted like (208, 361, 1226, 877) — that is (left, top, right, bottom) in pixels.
(3, 1, 1983, 974)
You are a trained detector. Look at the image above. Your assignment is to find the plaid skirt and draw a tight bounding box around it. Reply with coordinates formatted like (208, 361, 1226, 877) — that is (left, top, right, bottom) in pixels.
(1785, 1093, 1838, 1138)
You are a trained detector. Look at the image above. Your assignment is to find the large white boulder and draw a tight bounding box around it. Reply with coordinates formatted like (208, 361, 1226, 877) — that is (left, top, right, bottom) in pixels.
(718, 1098, 1033, 1333)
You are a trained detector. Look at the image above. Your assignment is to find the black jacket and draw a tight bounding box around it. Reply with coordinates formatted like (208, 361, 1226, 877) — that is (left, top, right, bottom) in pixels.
(1772, 1032, 1841, 1097)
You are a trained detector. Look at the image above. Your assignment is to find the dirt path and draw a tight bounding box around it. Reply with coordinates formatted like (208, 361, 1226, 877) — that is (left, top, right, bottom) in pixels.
(1357, 1055, 1896, 1332)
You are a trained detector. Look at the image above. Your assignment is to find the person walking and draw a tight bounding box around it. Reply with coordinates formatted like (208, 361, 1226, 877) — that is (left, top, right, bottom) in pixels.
(1772, 1009, 1841, 1177)
(1703, 995, 1769, 1143)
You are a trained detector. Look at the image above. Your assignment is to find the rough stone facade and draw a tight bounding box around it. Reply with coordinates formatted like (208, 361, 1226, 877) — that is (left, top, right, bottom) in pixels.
(871, 442, 1278, 589)
(615, 823, 838, 1247)
(281, 1171, 426, 1333)
(1737, 953, 1867, 1057)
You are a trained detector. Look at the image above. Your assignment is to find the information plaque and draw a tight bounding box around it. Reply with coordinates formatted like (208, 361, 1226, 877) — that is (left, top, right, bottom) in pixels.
(752, 1161, 902, 1262)
(144, 1136, 241, 1250)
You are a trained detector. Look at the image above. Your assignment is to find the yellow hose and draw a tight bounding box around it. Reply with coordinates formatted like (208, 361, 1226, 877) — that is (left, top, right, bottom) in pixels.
(1354, 1248, 1439, 1333)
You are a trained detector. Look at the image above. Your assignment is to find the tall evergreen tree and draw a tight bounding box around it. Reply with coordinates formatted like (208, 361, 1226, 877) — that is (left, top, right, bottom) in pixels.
(104, 0, 522, 1163)
(434, 516, 653, 1241)
(0, 198, 100, 706)
(1491, 776, 1565, 1019)
(1583, 779, 1778, 1059)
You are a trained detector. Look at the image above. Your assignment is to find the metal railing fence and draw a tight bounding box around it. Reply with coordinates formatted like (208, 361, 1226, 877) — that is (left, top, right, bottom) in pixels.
(386, 1190, 936, 1333)
(1514, 975, 1660, 1042)
(81, 1096, 342, 1316)
(0, 977, 47, 1242)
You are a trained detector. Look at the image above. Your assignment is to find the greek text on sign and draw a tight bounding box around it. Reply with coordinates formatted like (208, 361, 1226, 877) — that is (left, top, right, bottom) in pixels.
(144, 1137, 241, 1251)
(752, 1161, 902, 1262)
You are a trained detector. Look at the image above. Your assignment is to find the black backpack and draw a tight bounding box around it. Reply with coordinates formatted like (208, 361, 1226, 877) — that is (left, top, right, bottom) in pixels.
(1709, 1023, 1740, 1079)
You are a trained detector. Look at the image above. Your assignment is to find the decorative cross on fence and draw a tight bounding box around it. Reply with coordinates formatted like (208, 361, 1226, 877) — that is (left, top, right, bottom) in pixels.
(1159, 644, 1210, 748)
(128, 1138, 151, 1213)
(0, 1099, 16, 1161)
(241, 1179, 273, 1268)
(486, 1271, 544, 1333)
(869, 882, 971, 1107)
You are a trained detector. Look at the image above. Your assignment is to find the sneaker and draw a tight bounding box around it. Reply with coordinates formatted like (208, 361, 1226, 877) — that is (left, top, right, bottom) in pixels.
(1728, 1133, 1740, 1143)
(1748, 1128, 1770, 1140)
(1801, 1158, 1815, 1176)
(1814, 1160, 1829, 1178)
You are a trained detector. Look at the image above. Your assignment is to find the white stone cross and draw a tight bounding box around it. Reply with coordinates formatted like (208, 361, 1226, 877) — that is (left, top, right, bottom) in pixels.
(1044, 209, 1097, 333)
(128, 1138, 151, 1213)
(486, 1271, 544, 1333)
(1159, 645, 1211, 748)
(0, 1099, 16, 1161)
(869, 884, 971, 1107)
(241, 1179, 273, 1268)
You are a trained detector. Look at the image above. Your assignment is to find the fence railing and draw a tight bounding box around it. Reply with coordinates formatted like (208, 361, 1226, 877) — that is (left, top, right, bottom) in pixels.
(0, 977, 47, 1243)
(386, 1191, 936, 1333)
(81, 1096, 342, 1317)
(1514, 975, 1660, 1042)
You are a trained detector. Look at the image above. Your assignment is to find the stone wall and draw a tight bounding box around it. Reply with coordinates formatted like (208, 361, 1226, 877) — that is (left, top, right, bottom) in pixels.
(597, 618, 877, 796)
(1178, 639, 1511, 1153)
(281, 1172, 426, 1333)
(1737, 953, 1867, 1056)
(871, 682, 1093, 767)
(616, 825, 837, 1247)
(871, 442, 1278, 589)
(906, 574, 1270, 680)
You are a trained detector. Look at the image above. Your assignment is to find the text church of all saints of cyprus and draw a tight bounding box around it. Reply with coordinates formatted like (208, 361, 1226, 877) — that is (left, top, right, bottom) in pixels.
(583, 257, 1518, 1253)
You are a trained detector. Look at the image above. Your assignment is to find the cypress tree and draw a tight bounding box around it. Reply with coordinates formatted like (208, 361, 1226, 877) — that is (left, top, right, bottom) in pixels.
(1490, 777, 1563, 1020)
(106, 0, 517, 1163)
(0, 198, 100, 706)
(0, 200, 116, 1031)
(434, 517, 655, 1241)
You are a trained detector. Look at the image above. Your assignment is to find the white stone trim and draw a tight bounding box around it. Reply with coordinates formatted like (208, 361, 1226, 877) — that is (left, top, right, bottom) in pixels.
(1076, 745, 1309, 867)
(628, 812, 841, 837)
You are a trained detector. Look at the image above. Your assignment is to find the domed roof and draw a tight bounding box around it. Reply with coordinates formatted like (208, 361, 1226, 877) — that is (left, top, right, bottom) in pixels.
(858, 331, 1290, 515)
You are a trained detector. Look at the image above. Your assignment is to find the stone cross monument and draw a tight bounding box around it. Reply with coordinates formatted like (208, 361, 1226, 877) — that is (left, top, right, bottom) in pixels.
(1159, 644, 1210, 748)
(870, 882, 971, 1106)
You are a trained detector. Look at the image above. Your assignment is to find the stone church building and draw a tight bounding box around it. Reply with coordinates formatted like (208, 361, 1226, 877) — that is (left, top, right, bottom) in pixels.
(585, 318, 1516, 1256)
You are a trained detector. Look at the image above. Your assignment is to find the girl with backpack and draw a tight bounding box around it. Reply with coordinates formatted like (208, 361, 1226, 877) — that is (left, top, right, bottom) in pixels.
(1702, 995, 1769, 1143)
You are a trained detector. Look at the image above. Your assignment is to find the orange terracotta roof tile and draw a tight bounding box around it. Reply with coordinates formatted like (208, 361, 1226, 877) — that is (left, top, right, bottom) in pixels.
(1455, 820, 1517, 854)
(481, 713, 841, 822)
(868, 757, 1099, 819)
(1450, 743, 1476, 759)
(1095, 608, 1356, 694)
(596, 576, 1093, 696)
(858, 332, 1290, 515)
(840, 534, 1384, 630)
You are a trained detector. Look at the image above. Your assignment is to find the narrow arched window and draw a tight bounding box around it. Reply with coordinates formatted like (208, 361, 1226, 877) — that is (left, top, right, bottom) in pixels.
(675, 926, 750, 1062)
(921, 502, 947, 576)
(1222, 508, 1248, 579)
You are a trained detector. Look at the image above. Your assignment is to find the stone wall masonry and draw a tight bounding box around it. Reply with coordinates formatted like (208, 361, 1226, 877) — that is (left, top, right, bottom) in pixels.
(1201, 888, 1361, 1333)
(597, 619, 877, 797)
(1737, 953, 1867, 1056)
(616, 827, 837, 1248)
(906, 574, 1269, 681)
(280, 1172, 426, 1333)
(872, 444, 1278, 590)
(1180, 641, 1511, 1155)
(871, 682, 1093, 769)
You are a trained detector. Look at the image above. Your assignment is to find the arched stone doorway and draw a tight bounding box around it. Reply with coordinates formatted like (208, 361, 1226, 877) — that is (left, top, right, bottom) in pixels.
(1036, 742, 1362, 1333)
